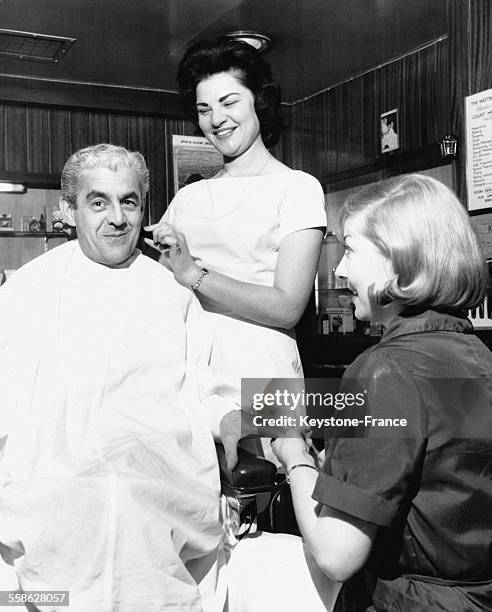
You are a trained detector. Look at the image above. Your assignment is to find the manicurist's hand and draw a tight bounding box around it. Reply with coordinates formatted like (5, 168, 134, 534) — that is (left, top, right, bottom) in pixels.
(144, 221, 203, 288)
(144, 220, 180, 251)
(271, 435, 313, 471)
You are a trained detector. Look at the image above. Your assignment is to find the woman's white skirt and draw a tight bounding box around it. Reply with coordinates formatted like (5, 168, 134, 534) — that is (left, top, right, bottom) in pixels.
(226, 531, 341, 612)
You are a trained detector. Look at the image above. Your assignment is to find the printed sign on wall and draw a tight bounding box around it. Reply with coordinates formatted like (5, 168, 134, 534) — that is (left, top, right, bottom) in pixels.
(465, 88, 492, 212)
(172, 135, 223, 193)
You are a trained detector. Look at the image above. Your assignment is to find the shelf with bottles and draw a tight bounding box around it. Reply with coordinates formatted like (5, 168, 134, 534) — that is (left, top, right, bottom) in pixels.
(0, 228, 71, 257)
(317, 304, 383, 337)
(0, 231, 70, 239)
(316, 234, 383, 337)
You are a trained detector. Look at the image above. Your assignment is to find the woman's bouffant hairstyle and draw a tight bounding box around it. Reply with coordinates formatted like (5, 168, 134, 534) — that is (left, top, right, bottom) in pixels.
(61, 143, 149, 208)
(337, 174, 487, 311)
(177, 37, 282, 148)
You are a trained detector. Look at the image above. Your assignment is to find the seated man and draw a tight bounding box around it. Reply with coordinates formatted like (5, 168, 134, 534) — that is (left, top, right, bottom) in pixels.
(0, 144, 244, 611)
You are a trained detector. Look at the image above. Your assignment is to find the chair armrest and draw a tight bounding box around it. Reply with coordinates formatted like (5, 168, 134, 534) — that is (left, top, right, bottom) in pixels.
(215, 443, 277, 494)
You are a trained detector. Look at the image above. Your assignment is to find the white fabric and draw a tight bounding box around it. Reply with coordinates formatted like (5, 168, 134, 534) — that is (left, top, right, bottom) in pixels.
(165, 170, 327, 393)
(0, 241, 238, 611)
(226, 532, 341, 612)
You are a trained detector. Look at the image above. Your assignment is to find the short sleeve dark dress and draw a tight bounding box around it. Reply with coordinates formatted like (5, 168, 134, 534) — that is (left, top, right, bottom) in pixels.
(312, 310, 492, 611)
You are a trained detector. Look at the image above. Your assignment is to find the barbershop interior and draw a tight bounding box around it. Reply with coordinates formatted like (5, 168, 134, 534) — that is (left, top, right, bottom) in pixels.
(0, 1, 491, 611)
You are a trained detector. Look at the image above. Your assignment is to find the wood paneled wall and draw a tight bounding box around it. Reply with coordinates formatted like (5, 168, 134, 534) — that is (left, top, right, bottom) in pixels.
(0, 103, 196, 222)
(289, 38, 449, 182)
(0, 101, 292, 221)
(0, 36, 455, 216)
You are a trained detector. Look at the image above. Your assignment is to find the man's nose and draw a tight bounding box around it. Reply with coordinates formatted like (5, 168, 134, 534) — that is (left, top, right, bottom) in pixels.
(335, 255, 347, 278)
(107, 203, 126, 226)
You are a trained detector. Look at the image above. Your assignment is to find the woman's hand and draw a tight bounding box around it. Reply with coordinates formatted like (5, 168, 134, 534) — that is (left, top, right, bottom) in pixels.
(144, 220, 180, 252)
(271, 435, 312, 471)
(144, 221, 202, 288)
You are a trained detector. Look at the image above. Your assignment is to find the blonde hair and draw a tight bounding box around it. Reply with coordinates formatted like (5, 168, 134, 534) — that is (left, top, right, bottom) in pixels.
(337, 174, 486, 311)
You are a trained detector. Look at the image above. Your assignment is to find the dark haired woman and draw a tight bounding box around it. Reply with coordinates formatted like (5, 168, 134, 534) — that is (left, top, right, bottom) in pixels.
(146, 38, 326, 420)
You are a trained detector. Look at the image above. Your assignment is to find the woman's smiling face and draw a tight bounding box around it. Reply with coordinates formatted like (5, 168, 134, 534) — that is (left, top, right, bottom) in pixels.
(335, 215, 396, 323)
(195, 70, 262, 159)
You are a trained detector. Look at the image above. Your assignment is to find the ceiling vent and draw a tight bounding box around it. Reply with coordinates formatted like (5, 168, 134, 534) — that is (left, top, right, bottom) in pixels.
(0, 28, 75, 63)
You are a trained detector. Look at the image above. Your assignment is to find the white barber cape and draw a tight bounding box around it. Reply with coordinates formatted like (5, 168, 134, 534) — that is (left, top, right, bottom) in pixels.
(0, 241, 236, 611)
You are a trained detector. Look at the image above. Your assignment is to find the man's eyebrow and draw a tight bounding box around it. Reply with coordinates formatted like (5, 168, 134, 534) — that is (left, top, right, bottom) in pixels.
(120, 191, 140, 201)
(84, 190, 140, 201)
(85, 190, 108, 200)
(196, 92, 240, 106)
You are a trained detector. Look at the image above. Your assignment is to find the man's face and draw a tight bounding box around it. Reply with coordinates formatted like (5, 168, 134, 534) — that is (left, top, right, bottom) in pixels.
(64, 165, 143, 268)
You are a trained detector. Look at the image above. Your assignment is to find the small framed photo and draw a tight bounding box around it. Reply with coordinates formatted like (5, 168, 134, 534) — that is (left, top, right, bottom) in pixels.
(0, 213, 13, 231)
(380, 108, 399, 153)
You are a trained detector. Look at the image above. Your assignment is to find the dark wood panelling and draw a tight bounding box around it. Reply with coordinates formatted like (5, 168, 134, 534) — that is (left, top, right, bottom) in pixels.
(470, 0, 492, 95)
(27, 108, 50, 173)
(0, 105, 5, 171)
(128, 116, 148, 155)
(270, 111, 293, 168)
(70, 111, 91, 153)
(5, 106, 28, 172)
(49, 109, 71, 174)
(6, 36, 453, 223)
(146, 117, 166, 225)
(436, 40, 449, 142)
(325, 88, 339, 172)
(418, 44, 443, 146)
(402, 51, 422, 151)
(346, 79, 364, 169)
(89, 113, 110, 144)
(361, 71, 377, 164)
(289, 38, 449, 183)
(108, 115, 130, 148)
(0, 101, 198, 221)
(336, 83, 350, 172)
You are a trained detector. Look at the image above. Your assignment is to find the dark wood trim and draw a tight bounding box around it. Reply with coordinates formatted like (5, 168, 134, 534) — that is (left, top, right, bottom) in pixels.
(279, 104, 292, 127)
(0, 75, 293, 122)
(0, 171, 60, 189)
(325, 170, 383, 193)
(322, 144, 451, 188)
(0, 75, 184, 117)
(0, 231, 68, 238)
(469, 207, 492, 216)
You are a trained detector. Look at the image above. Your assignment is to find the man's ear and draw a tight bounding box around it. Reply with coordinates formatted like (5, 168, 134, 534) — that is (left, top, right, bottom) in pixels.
(59, 198, 76, 227)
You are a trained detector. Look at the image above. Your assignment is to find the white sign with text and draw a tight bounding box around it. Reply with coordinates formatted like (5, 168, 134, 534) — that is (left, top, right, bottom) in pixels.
(466, 88, 492, 211)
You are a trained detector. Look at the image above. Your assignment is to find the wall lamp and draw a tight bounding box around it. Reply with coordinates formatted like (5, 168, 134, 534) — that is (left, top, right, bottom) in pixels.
(439, 134, 458, 158)
(0, 182, 26, 194)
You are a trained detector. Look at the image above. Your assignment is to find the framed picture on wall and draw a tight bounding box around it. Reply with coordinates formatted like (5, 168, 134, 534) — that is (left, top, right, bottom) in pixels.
(380, 108, 399, 153)
(172, 135, 223, 193)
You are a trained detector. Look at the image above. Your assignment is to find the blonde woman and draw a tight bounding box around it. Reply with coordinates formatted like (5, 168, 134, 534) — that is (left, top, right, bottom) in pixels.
(234, 174, 492, 611)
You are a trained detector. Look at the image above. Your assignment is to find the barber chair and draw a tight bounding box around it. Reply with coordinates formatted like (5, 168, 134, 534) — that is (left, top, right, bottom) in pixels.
(215, 444, 300, 537)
